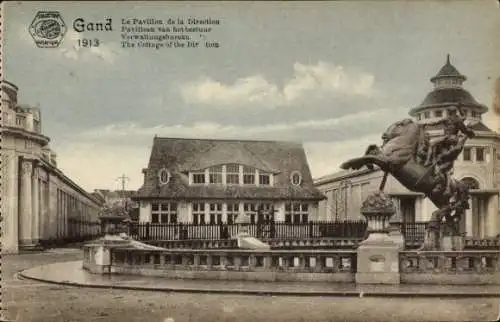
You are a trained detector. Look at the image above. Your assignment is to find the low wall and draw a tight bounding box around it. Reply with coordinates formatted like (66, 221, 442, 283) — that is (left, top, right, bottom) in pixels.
(84, 247, 357, 283)
(400, 251, 500, 285)
(82, 239, 500, 285)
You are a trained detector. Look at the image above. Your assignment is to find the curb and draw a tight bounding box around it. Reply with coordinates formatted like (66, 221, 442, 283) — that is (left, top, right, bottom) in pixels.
(18, 272, 500, 298)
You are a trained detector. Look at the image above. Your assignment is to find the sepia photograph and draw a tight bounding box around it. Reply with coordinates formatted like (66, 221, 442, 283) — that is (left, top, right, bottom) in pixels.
(1, 1, 500, 321)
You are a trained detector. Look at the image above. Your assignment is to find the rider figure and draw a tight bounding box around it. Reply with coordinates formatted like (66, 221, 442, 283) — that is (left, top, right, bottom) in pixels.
(424, 106, 475, 188)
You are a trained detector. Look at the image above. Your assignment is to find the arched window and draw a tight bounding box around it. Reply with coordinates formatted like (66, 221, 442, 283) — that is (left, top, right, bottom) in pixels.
(460, 177, 480, 190)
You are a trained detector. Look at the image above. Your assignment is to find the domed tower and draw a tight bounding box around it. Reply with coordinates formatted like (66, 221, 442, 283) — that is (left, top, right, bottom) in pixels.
(408, 55, 500, 239)
(409, 54, 489, 130)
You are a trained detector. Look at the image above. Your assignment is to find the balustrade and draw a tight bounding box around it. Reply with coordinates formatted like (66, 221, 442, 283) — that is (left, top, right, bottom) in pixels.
(103, 247, 357, 282)
(399, 250, 500, 284)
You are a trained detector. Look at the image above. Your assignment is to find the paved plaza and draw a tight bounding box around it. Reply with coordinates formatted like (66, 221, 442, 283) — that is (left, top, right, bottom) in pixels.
(1, 248, 499, 322)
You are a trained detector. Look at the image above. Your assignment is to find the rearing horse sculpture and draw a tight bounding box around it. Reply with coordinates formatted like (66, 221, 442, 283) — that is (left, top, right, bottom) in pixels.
(340, 118, 472, 249)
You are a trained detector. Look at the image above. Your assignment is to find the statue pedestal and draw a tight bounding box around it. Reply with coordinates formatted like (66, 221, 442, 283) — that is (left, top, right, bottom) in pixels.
(356, 192, 400, 285)
(388, 222, 405, 250)
(440, 235, 465, 251)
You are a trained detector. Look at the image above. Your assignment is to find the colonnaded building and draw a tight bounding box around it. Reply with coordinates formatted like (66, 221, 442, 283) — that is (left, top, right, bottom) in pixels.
(315, 56, 500, 239)
(1, 81, 102, 253)
(133, 137, 325, 224)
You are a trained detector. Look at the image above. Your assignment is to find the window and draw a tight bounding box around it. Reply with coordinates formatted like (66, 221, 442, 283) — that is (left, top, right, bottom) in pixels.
(243, 166, 255, 185)
(158, 168, 171, 185)
(471, 111, 479, 118)
(423, 111, 430, 119)
(476, 147, 485, 162)
(461, 177, 480, 190)
(416, 114, 421, 121)
(285, 203, 309, 223)
(463, 147, 471, 161)
(434, 110, 443, 118)
(192, 171, 205, 184)
(227, 203, 239, 224)
(257, 203, 275, 222)
(226, 164, 240, 184)
(209, 165, 223, 184)
(259, 173, 270, 185)
(290, 171, 302, 186)
(209, 203, 223, 224)
(244, 203, 257, 224)
(192, 202, 205, 225)
(150, 203, 177, 223)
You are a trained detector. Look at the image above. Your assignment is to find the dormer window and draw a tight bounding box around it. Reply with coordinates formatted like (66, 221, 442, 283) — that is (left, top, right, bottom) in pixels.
(189, 164, 274, 186)
(192, 171, 205, 184)
(226, 163, 240, 184)
(243, 166, 255, 184)
(259, 172, 270, 185)
(158, 168, 171, 185)
(209, 165, 223, 184)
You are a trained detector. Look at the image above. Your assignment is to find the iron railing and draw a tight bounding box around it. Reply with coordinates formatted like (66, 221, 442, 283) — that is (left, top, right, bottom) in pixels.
(128, 220, 368, 241)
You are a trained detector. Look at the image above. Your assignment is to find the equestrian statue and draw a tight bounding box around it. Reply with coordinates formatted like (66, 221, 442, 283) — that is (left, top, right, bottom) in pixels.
(340, 106, 476, 250)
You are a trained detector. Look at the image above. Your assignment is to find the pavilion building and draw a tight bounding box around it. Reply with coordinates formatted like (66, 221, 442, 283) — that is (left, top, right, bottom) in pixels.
(133, 137, 325, 224)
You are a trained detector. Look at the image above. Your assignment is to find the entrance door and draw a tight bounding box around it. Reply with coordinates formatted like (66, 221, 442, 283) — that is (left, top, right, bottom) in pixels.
(257, 203, 275, 238)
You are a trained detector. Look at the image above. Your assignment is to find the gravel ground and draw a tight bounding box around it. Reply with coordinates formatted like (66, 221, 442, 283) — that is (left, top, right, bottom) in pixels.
(2, 249, 499, 322)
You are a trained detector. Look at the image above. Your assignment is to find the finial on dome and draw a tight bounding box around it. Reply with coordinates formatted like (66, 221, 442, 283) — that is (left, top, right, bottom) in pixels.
(446, 53, 451, 64)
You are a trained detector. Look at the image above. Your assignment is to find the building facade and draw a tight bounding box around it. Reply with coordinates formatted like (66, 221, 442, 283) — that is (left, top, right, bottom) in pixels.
(133, 138, 325, 225)
(315, 56, 500, 238)
(1, 81, 102, 253)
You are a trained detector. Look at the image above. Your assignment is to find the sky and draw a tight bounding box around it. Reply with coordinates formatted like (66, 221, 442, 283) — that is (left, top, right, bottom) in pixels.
(3, 1, 500, 192)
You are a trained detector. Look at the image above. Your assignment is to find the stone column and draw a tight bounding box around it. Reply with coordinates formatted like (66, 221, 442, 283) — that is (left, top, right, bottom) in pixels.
(48, 175, 58, 240)
(31, 166, 40, 245)
(274, 202, 285, 221)
(39, 173, 48, 242)
(388, 196, 404, 248)
(487, 194, 499, 237)
(414, 196, 423, 221)
(356, 191, 400, 285)
(2, 152, 20, 253)
(19, 160, 34, 248)
(465, 205, 473, 237)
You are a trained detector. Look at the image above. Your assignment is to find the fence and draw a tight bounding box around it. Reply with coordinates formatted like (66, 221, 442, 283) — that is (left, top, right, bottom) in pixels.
(129, 220, 368, 241)
(394, 222, 427, 247)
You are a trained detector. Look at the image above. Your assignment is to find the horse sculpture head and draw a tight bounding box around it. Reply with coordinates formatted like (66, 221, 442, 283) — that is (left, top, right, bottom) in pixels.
(378, 118, 422, 166)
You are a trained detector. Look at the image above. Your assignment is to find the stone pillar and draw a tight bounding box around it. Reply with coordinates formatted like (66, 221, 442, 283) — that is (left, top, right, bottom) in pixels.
(32, 166, 40, 245)
(139, 201, 151, 222)
(356, 191, 400, 284)
(414, 196, 423, 221)
(39, 176, 48, 242)
(48, 175, 58, 240)
(465, 206, 473, 237)
(275, 202, 285, 221)
(19, 160, 34, 248)
(2, 152, 19, 253)
(388, 196, 404, 249)
(487, 194, 499, 237)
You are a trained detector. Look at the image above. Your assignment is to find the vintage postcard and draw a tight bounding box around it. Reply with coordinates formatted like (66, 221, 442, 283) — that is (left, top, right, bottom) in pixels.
(1, 1, 500, 321)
